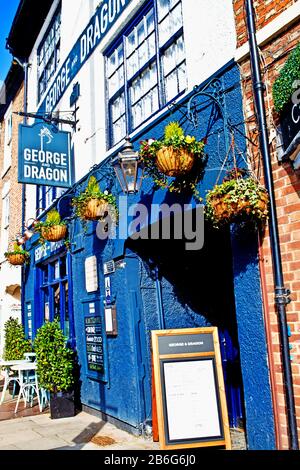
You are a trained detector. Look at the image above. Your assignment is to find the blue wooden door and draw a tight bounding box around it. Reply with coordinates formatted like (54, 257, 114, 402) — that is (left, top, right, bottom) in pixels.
(219, 329, 245, 428)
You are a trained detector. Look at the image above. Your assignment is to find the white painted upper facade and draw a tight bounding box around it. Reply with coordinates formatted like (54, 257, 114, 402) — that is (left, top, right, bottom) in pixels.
(24, 0, 237, 222)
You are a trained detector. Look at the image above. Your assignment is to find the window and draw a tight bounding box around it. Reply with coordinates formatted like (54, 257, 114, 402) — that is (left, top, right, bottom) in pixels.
(1, 183, 10, 256)
(38, 254, 73, 340)
(3, 110, 12, 172)
(36, 186, 66, 214)
(105, 0, 186, 147)
(37, 5, 61, 102)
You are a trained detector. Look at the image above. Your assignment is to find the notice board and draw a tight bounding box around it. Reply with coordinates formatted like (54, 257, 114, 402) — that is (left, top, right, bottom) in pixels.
(84, 316, 104, 373)
(151, 327, 231, 450)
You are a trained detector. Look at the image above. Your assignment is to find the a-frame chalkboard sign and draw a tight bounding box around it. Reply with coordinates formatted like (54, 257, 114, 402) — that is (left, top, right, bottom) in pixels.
(151, 327, 231, 450)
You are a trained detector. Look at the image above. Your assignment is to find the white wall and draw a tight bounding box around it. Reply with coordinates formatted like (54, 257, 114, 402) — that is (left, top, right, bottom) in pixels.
(25, 0, 237, 222)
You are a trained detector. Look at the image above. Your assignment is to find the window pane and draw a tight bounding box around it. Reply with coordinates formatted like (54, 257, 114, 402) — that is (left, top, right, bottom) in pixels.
(165, 70, 178, 102)
(111, 93, 125, 122)
(146, 9, 154, 34)
(163, 42, 176, 75)
(157, 0, 169, 21)
(132, 101, 143, 128)
(127, 30, 136, 56)
(112, 115, 126, 145)
(148, 32, 156, 59)
(177, 62, 187, 93)
(137, 19, 145, 44)
(170, 3, 183, 34)
(158, 15, 170, 46)
(117, 44, 124, 66)
(108, 66, 124, 97)
(107, 51, 116, 76)
(54, 284, 60, 322)
(158, 2, 182, 47)
(127, 52, 138, 79)
(138, 42, 148, 69)
(176, 35, 185, 63)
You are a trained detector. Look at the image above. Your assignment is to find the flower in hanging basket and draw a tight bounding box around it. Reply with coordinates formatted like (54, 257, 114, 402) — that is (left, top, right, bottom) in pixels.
(205, 170, 269, 227)
(34, 209, 67, 243)
(5, 243, 30, 266)
(140, 122, 205, 177)
(72, 176, 118, 223)
(139, 122, 205, 197)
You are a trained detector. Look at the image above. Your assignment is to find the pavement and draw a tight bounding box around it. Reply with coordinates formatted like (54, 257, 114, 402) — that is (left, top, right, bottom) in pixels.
(0, 411, 160, 450)
(0, 379, 246, 451)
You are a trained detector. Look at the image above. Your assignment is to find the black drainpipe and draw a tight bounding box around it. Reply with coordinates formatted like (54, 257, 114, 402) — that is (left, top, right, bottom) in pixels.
(245, 0, 299, 450)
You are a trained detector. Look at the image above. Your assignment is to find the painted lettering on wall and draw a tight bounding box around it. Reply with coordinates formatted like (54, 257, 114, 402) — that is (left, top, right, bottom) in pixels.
(42, 0, 132, 114)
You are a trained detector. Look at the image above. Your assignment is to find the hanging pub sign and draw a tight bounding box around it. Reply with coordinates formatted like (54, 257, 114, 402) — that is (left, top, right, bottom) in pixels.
(152, 327, 231, 450)
(18, 122, 72, 188)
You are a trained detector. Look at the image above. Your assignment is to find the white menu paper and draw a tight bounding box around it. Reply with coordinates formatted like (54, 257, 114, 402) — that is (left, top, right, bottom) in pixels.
(163, 360, 221, 441)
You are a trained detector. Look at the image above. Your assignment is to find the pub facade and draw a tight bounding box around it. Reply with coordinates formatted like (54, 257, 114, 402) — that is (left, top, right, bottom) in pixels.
(6, 0, 281, 449)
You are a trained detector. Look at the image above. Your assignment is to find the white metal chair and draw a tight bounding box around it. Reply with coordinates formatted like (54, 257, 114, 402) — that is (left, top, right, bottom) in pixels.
(0, 366, 20, 405)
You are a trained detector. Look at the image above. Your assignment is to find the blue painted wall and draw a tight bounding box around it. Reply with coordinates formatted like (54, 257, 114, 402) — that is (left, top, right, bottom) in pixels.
(23, 61, 276, 448)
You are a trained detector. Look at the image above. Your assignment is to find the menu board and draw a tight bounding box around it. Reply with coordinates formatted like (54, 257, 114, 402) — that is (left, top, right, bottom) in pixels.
(152, 328, 231, 450)
(85, 316, 104, 373)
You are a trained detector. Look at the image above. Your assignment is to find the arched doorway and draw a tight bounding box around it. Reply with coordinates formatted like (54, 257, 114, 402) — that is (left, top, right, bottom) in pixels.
(127, 222, 246, 431)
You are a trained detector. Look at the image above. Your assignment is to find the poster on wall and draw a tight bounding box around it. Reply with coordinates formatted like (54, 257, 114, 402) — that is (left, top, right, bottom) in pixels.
(151, 327, 231, 450)
(18, 122, 72, 188)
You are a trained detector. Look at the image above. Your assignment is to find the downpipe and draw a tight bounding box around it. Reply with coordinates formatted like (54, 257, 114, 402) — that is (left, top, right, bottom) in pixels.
(245, 0, 299, 449)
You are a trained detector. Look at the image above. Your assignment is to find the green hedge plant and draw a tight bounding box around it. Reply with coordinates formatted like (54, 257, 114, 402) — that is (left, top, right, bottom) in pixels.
(33, 319, 74, 393)
(273, 43, 300, 113)
(3, 317, 32, 360)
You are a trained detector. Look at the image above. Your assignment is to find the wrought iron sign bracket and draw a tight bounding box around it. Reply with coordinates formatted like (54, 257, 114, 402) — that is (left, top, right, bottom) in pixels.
(168, 78, 231, 132)
(14, 110, 78, 130)
(187, 78, 230, 130)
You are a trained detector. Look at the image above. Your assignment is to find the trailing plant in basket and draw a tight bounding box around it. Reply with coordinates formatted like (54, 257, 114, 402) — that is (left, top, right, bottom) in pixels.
(33, 319, 74, 393)
(205, 168, 269, 228)
(3, 317, 32, 360)
(34, 209, 67, 244)
(72, 176, 118, 225)
(139, 122, 206, 198)
(5, 243, 30, 265)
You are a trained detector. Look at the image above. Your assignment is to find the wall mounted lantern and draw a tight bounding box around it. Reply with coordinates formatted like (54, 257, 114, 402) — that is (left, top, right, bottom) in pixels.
(111, 137, 144, 194)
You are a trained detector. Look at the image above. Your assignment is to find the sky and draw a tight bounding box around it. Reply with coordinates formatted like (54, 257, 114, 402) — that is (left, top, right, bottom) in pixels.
(0, 0, 20, 83)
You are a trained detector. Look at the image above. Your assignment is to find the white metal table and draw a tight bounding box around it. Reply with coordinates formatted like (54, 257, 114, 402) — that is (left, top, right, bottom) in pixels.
(0, 360, 30, 405)
(11, 363, 42, 413)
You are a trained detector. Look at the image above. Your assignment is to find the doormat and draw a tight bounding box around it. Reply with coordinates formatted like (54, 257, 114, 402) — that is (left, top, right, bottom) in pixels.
(90, 436, 116, 447)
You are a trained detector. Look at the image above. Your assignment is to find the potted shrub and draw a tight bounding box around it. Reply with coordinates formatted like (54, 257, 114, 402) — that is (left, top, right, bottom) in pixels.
(205, 168, 269, 227)
(72, 176, 117, 222)
(33, 319, 75, 419)
(3, 317, 32, 360)
(34, 209, 67, 243)
(139, 121, 205, 177)
(5, 243, 30, 266)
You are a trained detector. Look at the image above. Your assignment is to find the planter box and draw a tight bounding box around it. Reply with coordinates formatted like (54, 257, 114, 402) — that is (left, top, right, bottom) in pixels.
(50, 391, 76, 419)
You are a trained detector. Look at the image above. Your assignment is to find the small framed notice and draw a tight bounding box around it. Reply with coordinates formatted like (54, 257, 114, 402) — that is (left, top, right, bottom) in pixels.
(151, 327, 231, 450)
(105, 305, 117, 336)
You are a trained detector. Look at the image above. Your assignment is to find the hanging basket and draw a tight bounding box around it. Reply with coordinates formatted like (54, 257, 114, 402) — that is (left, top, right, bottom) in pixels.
(6, 254, 27, 266)
(155, 146, 195, 177)
(209, 190, 269, 223)
(41, 225, 67, 242)
(82, 198, 109, 221)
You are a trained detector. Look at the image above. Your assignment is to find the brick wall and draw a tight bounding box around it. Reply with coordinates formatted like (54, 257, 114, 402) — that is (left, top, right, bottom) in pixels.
(233, 1, 300, 449)
(0, 84, 24, 251)
(234, 0, 298, 48)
